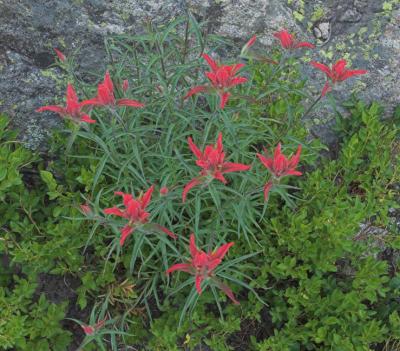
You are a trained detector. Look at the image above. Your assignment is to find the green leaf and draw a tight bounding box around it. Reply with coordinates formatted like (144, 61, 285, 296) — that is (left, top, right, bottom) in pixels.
(40, 170, 57, 192)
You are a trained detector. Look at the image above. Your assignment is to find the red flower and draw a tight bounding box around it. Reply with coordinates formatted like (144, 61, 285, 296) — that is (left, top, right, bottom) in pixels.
(273, 30, 315, 50)
(160, 186, 169, 196)
(36, 84, 95, 124)
(104, 185, 176, 246)
(242, 35, 257, 54)
(122, 79, 129, 93)
(310, 59, 368, 96)
(54, 48, 66, 62)
(81, 71, 144, 108)
(245, 35, 257, 49)
(184, 53, 247, 109)
(167, 234, 239, 304)
(182, 132, 251, 202)
(81, 325, 95, 336)
(81, 319, 106, 336)
(80, 204, 92, 215)
(257, 143, 302, 200)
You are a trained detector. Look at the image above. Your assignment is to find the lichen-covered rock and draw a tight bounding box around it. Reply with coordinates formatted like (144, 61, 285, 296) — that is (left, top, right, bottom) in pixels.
(0, 0, 399, 149)
(214, 0, 300, 44)
(0, 51, 61, 150)
(287, 0, 400, 142)
(0, 0, 185, 149)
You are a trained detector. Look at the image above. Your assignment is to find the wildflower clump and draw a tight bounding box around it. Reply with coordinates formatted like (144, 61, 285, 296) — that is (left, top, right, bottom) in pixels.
(7, 17, 393, 351)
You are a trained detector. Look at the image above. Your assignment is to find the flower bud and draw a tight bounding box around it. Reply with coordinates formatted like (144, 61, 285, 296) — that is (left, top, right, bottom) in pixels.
(80, 204, 92, 215)
(122, 79, 129, 93)
(160, 186, 169, 196)
(54, 48, 66, 62)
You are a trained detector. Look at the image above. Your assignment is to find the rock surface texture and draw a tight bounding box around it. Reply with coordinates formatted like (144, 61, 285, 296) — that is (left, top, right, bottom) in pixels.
(0, 0, 399, 148)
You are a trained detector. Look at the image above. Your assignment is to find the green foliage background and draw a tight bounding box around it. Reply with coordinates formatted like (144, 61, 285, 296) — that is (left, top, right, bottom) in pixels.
(0, 16, 399, 351)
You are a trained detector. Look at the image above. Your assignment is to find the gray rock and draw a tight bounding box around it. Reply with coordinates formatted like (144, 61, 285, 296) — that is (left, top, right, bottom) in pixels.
(0, 0, 399, 149)
(313, 21, 331, 41)
(339, 8, 362, 23)
(0, 0, 185, 149)
(215, 0, 298, 44)
(0, 50, 61, 150)
(286, 0, 400, 145)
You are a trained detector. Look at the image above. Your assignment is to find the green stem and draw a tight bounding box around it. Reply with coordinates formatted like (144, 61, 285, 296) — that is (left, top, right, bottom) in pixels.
(182, 18, 190, 64)
(302, 93, 323, 120)
(66, 122, 81, 153)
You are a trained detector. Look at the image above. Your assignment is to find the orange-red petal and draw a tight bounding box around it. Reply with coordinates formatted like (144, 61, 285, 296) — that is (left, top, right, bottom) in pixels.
(182, 178, 202, 203)
(117, 98, 144, 108)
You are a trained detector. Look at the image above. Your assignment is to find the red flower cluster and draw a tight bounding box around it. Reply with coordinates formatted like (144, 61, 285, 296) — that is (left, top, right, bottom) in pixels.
(311, 59, 368, 96)
(104, 186, 176, 246)
(257, 143, 302, 200)
(273, 30, 315, 50)
(37, 52, 145, 124)
(36, 84, 95, 124)
(183, 132, 251, 202)
(45, 29, 370, 308)
(81, 71, 144, 108)
(167, 234, 238, 304)
(184, 54, 248, 109)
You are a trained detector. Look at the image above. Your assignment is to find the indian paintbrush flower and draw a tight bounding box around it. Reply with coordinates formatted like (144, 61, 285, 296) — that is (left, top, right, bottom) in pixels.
(122, 79, 129, 93)
(273, 29, 315, 50)
(310, 59, 368, 96)
(240, 35, 278, 65)
(166, 233, 239, 304)
(54, 48, 66, 62)
(184, 53, 248, 109)
(81, 319, 106, 336)
(160, 186, 169, 196)
(80, 204, 92, 215)
(241, 35, 257, 56)
(36, 84, 96, 124)
(81, 71, 144, 108)
(104, 185, 176, 246)
(244, 35, 257, 50)
(182, 132, 251, 202)
(257, 143, 302, 201)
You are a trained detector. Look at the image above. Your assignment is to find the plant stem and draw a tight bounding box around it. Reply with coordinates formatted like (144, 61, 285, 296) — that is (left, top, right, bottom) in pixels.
(302, 93, 323, 120)
(182, 18, 190, 64)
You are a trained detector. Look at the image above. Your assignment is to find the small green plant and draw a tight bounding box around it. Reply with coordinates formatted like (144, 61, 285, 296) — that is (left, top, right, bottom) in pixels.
(0, 276, 71, 350)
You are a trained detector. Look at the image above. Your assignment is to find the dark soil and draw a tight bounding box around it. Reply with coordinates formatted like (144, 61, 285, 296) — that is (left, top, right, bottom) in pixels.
(34, 273, 89, 350)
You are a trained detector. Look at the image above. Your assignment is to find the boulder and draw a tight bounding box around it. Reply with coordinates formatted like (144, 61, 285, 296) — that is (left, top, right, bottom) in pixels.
(0, 0, 399, 149)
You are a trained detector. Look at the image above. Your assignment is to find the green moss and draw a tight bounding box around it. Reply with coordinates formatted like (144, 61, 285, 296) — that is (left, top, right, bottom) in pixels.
(383, 1, 393, 11)
(319, 49, 334, 60)
(40, 69, 65, 90)
(293, 10, 304, 22)
(335, 42, 346, 51)
(290, 0, 305, 22)
(57, 37, 67, 48)
(311, 5, 325, 22)
(358, 27, 368, 37)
